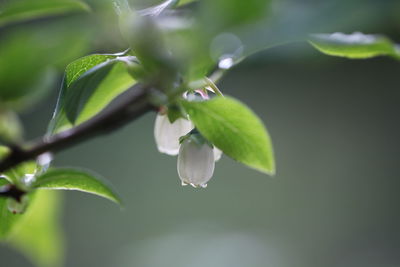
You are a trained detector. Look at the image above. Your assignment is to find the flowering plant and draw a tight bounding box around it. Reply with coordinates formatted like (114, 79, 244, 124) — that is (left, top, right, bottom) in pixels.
(0, 0, 398, 266)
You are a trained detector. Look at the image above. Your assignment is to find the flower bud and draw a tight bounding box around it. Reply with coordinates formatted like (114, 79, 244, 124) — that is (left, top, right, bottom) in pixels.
(154, 114, 193, 155)
(177, 137, 215, 188)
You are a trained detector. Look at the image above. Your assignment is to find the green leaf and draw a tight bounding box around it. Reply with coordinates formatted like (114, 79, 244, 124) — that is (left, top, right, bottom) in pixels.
(3, 161, 37, 187)
(309, 32, 400, 59)
(0, 145, 37, 186)
(9, 190, 64, 267)
(0, 146, 9, 158)
(0, 19, 90, 109)
(0, 145, 35, 183)
(0, 0, 90, 27)
(0, 110, 23, 143)
(0, 180, 23, 239)
(181, 96, 275, 175)
(0, 189, 63, 266)
(49, 54, 137, 133)
(0, 198, 22, 239)
(33, 168, 122, 204)
(64, 54, 117, 87)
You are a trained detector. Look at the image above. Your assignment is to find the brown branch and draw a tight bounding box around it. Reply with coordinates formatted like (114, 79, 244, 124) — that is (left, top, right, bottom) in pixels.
(0, 82, 155, 174)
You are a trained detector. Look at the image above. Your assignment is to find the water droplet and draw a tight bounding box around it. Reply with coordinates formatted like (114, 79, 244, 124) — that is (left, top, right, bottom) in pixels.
(218, 57, 234, 70)
(210, 33, 243, 70)
(184, 91, 205, 101)
(329, 32, 376, 43)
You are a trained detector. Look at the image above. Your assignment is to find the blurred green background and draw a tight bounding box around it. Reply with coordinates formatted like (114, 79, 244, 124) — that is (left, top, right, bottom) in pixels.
(1, 0, 400, 266)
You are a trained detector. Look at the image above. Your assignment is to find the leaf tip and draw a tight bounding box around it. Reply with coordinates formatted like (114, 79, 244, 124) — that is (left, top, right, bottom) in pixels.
(258, 161, 276, 177)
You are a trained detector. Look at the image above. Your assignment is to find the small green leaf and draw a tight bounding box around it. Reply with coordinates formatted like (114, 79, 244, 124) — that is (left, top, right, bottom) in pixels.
(0, 180, 23, 239)
(64, 54, 117, 87)
(181, 96, 275, 175)
(0, 198, 22, 239)
(33, 168, 122, 205)
(9, 190, 64, 267)
(0, 0, 90, 27)
(49, 54, 137, 133)
(3, 161, 37, 187)
(309, 32, 400, 59)
(0, 145, 37, 186)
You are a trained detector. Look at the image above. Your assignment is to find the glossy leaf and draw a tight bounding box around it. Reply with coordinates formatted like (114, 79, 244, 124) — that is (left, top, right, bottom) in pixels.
(9, 190, 64, 267)
(49, 54, 137, 133)
(0, 0, 90, 27)
(181, 96, 275, 175)
(309, 32, 400, 59)
(33, 168, 122, 204)
(64, 54, 117, 87)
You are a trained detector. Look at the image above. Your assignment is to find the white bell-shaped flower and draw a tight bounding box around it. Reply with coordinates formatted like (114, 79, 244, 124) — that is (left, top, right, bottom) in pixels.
(177, 137, 215, 188)
(213, 147, 222, 161)
(154, 114, 193, 155)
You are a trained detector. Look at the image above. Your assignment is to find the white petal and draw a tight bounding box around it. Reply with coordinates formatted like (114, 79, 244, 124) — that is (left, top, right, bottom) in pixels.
(213, 147, 222, 162)
(177, 139, 215, 187)
(154, 114, 193, 155)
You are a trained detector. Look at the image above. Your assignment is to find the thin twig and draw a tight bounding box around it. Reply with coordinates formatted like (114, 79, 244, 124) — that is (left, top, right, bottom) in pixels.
(0, 82, 154, 174)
